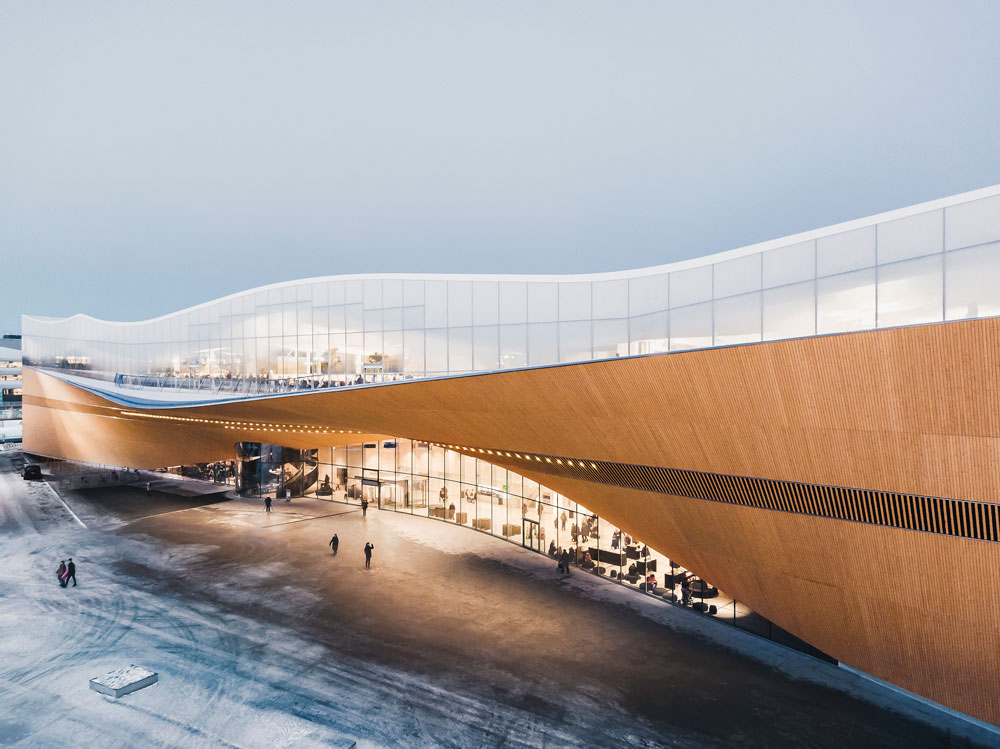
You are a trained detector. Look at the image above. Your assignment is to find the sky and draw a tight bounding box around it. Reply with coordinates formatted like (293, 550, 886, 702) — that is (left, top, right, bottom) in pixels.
(1, 1, 999, 334)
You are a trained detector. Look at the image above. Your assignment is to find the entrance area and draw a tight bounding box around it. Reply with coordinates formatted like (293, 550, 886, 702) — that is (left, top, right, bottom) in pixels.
(522, 518, 541, 553)
(234, 437, 834, 664)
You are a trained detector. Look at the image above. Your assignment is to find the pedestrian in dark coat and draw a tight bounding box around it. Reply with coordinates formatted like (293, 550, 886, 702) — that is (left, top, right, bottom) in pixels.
(66, 558, 77, 587)
(364, 542, 374, 568)
(57, 561, 67, 587)
(559, 549, 570, 575)
(361, 498, 369, 517)
(329, 534, 339, 555)
(264, 497, 272, 513)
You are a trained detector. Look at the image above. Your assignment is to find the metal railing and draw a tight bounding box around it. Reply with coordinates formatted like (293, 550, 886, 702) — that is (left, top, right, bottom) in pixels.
(111, 372, 411, 397)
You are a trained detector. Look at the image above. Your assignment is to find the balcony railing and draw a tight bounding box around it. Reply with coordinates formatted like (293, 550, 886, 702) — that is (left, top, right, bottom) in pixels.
(111, 372, 410, 397)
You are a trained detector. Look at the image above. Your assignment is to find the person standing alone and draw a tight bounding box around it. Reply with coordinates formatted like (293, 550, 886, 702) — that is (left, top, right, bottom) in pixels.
(361, 498, 369, 517)
(364, 542, 374, 568)
(65, 558, 77, 587)
(264, 496, 272, 513)
(329, 534, 339, 555)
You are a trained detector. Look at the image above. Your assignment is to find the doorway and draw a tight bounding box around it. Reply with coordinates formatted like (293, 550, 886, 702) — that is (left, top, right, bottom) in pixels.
(522, 518, 541, 553)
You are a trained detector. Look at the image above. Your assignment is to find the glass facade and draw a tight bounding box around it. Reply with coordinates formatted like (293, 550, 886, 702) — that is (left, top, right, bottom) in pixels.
(0, 341, 22, 443)
(22, 189, 1000, 384)
(233, 437, 830, 660)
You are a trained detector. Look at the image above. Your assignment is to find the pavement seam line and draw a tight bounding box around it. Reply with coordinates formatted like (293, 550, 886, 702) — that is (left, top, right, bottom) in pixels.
(119, 499, 235, 526)
(263, 509, 361, 527)
(42, 481, 87, 529)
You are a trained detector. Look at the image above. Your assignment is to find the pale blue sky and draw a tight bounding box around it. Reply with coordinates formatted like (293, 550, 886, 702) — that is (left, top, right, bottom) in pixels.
(2, 1, 999, 333)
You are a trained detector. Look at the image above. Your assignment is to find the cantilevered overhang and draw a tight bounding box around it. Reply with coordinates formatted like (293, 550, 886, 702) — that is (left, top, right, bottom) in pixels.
(22, 316, 1000, 726)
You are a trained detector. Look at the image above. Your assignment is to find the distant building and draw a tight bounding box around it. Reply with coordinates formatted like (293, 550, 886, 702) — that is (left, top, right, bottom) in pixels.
(0, 338, 21, 444)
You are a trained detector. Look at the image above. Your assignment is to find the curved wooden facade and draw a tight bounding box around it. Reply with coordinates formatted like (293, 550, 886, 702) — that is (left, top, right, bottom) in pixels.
(23, 316, 1000, 726)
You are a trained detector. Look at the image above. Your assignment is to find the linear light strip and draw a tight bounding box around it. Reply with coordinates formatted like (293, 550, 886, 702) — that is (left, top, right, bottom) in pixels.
(117, 410, 363, 436)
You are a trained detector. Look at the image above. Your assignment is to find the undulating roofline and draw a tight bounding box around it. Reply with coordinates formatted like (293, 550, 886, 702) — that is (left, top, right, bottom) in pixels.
(23, 183, 1000, 328)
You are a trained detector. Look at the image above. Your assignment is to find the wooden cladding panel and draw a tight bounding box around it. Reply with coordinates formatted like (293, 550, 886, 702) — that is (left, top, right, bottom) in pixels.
(29, 317, 1000, 504)
(20, 370, 390, 468)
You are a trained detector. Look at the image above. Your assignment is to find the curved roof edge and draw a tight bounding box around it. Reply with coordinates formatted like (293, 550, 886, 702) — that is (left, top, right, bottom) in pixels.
(24, 182, 1000, 328)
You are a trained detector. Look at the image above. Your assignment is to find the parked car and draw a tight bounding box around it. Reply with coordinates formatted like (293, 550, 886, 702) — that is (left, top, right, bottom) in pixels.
(21, 464, 42, 480)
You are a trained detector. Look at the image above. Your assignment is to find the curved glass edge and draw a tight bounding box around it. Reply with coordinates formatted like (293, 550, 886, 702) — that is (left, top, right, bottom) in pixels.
(21, 189, 1000, 385)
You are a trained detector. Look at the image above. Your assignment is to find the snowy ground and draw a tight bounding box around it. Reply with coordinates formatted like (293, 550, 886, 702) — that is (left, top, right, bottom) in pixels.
(0, 452, 986, 748)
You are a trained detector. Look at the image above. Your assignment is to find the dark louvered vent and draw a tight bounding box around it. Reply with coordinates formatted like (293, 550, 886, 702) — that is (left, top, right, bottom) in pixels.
(485, 449, 1000, 543)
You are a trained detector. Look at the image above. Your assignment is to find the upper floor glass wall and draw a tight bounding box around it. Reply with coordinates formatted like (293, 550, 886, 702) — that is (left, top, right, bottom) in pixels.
(22, 188, 1000, 383)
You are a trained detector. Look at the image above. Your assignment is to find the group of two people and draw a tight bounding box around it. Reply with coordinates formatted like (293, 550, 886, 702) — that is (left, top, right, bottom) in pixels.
(55, 558, 77, 588)
(329, 533, 375, 568)
(556, 548, 572, 575)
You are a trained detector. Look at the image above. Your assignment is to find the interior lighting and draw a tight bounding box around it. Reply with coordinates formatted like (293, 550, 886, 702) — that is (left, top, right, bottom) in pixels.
(590, 463, 598, 469)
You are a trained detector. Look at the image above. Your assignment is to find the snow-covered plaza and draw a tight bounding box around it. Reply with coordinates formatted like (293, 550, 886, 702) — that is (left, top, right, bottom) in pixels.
(0, 451, 980, 747)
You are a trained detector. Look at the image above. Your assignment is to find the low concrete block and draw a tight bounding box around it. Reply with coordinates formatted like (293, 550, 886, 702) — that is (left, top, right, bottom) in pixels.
(89, 665, 158, 698)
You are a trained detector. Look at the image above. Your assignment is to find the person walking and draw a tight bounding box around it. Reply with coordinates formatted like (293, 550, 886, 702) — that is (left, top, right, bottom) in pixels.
(559, 549, 570, 576)
(65, 558, 77, 587)
(264, 496, 272, 513)
(56, 560, 67, 588)
(145, 481, 151, 495)
(361, 498, 369, 517)
(329, 534, 339, 555)
(364, 542, 374, 568)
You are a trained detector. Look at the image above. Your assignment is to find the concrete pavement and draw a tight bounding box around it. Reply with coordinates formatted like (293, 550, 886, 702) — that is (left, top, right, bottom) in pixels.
(0, 454, 988, 747)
